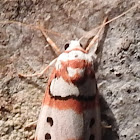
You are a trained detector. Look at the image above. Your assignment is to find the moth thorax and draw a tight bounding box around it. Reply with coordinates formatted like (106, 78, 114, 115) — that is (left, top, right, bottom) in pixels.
(67, 66, 85, 78)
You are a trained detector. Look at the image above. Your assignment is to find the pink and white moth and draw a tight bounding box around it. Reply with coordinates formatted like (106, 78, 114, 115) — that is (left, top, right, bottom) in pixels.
(35, 41, 101, 140)
(34, 17, 107, 140)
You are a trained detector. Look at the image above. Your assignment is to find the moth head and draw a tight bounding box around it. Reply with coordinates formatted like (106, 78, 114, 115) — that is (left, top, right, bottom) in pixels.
(64, 40, 83, 51)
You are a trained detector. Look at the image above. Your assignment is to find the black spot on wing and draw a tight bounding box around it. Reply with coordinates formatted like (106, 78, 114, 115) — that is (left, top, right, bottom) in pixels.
(45, 133, 51, 140)
(47, 117, 53, 126)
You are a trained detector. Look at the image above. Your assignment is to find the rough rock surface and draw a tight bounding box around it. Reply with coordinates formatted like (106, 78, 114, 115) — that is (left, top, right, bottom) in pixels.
(0, 0, 139, 140)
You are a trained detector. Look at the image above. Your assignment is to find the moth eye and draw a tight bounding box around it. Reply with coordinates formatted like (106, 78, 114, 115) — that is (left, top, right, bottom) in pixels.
(64, 43, 69, 50)
(80, 43, 83, 47)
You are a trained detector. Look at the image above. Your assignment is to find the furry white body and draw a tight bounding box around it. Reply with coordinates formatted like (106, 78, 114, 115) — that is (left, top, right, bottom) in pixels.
(35, 41, 101, 140)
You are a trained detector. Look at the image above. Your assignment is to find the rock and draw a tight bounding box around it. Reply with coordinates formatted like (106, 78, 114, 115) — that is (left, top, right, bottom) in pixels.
(0, 0, 139, 140)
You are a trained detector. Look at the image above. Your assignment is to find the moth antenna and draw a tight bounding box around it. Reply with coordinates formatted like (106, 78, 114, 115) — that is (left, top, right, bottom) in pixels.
(103, 3, 139, 26)
(79, 3, 139, 41)
(86, 17, 108, 53)
(0, 20, 66, 56)
(0, 20, 62, 37)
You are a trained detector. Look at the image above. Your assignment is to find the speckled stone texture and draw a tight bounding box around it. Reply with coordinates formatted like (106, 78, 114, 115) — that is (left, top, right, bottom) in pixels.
(0, 0, 139, 140)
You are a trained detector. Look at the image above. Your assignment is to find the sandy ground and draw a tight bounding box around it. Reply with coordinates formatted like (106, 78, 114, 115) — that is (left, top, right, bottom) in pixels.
(0, 0, 140, 140)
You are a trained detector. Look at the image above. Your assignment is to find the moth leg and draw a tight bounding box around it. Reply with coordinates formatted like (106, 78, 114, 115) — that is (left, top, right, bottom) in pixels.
(19, 58, 57, 78)
(101, 122, 112, 128)
(24, 121, 37, 129)
(101, 122, 112, 139)
(86, 17, 108, 53)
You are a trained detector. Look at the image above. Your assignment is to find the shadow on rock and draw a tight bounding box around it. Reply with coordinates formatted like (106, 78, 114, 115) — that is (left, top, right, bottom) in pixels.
(100, 95, 119, 140)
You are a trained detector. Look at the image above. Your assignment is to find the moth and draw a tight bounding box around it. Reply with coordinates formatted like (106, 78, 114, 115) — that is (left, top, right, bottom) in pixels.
(34, 18, 107, 140)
